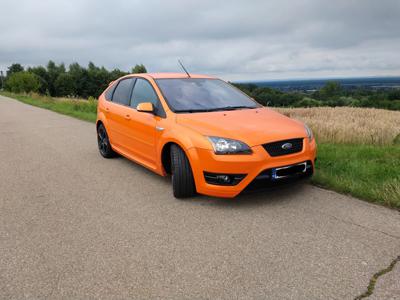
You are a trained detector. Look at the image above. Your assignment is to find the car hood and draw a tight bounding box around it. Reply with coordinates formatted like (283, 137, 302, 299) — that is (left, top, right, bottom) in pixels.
(176, 107, 307, 147)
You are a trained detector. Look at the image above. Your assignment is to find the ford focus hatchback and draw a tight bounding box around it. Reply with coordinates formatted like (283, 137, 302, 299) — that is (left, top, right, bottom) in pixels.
(96, 73, 316, 198)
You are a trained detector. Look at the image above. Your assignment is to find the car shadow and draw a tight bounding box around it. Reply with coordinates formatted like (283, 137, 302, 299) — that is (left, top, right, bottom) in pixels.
(115, 154, 310, 208)
(192, 181, 309, 208)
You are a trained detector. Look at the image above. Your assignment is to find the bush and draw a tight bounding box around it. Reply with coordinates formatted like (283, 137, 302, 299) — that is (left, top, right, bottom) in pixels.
(5, 72, 41, 93)
(294, 97, 322, 107)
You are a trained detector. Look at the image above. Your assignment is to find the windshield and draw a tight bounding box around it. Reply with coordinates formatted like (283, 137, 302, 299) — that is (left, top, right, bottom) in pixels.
(156, 78, 260, 112)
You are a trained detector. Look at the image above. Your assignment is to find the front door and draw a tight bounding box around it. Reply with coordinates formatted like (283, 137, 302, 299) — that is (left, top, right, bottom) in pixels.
(123, 78, 162, 168)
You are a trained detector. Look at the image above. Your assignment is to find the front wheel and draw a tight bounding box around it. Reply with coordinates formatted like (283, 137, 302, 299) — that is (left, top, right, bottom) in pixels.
(97, 124, 116, 158)
(170, 145, 196, 198)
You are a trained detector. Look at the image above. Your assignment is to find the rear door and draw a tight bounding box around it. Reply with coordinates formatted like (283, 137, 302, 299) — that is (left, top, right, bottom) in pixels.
(107, 77, 135, 152)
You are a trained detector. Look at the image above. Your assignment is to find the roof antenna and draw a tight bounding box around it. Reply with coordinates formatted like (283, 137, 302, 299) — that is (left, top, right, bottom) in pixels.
(178, 59, 191, 78)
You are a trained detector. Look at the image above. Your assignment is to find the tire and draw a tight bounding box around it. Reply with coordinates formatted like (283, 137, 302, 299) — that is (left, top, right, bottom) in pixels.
(97, 124, 116, 158)
(170, 144, 196, 198)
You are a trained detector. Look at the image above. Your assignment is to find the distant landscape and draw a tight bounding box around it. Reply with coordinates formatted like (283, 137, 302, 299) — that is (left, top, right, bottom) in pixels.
(241, 77, 400, 92)
(233, 77, 400, 110)
(1, 61, 400, 111)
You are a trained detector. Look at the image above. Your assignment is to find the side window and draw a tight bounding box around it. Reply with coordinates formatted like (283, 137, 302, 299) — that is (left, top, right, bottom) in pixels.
(104, 81, 117, 101)
(112, 78, 134, 106)
(130, 78, 159, 109)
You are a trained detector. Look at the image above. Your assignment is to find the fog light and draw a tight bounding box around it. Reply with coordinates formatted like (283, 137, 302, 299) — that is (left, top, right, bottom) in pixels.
(204, 172, 246, 186)
(216, 175, 230, 183)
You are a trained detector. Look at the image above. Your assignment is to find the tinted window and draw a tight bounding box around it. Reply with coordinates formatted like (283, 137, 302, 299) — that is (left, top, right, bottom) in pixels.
(104, 81, 117, 101)
(112, 78, 134, 105)
(156, 78, 260, 112)
(130, 78, 159, 109)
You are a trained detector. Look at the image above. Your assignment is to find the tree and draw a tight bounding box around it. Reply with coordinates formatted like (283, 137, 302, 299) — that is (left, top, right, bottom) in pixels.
(46, 60, 66, 96)
(131, 64, 147, 73)
(319, 81, 342, 100)
(86, 62, 111, 97)
(68, 62, 88, 97)
(6, 63, 24, 77)
(27, 66, 49, 94)
(5, 72, 41, 93)
(55, 73, 75, 96)
(110, 68, 128, 80)
(0, 71, 5, 90)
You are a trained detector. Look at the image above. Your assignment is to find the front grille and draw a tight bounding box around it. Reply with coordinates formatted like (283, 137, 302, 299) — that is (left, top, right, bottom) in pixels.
(262, 138, 303, 157)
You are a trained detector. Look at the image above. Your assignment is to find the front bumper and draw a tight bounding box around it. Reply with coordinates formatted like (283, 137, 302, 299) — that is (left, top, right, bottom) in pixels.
(188, 138, 317, 198)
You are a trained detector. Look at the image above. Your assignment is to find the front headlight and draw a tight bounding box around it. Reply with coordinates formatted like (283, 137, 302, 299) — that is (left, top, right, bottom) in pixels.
(207, 136, 252, 155)
(304, 124, 313, 142)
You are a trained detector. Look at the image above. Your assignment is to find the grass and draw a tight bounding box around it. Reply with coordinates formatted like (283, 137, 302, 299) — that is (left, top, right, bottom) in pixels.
(277, 107, 400, 208)
(312, 144, 399, 207)
(1, 92, 399, 208)
(0, 91, 97, 123)
(354, 255, 400, 299)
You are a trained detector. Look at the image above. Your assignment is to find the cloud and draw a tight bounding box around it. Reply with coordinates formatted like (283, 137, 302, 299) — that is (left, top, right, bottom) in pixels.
(0, 0, 399, 80)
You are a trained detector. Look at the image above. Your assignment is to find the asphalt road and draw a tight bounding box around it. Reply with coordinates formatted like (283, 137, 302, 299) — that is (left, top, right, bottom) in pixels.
(1, 95, 399, 299)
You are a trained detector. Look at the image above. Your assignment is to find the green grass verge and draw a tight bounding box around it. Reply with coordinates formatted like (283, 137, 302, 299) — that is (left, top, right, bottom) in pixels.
(2, 92, 399, 208)
(0, 91, 97, 123)
(312, 143, 399, 208)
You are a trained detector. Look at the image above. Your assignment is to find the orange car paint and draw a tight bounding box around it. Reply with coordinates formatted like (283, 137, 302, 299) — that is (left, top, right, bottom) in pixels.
(96, 73, 317, 198)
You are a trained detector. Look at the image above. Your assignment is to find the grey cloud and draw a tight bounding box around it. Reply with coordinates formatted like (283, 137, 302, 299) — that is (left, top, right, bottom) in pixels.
(0, 0, 399, 80)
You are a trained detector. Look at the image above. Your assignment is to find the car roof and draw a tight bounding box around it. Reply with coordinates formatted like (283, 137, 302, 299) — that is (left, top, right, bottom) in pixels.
(140, 73, 217, 79)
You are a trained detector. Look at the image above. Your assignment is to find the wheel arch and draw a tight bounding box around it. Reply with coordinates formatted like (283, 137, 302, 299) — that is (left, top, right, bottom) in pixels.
(159, 127, 207, 176)
(161, 141, 186, 174)
(96, 119, 104, 130)
(160, 139, 194, 175)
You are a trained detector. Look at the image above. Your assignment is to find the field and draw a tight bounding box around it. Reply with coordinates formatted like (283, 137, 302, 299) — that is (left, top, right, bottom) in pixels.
(277, 107, 400, 145)
(276, 107, 400, 207)
(2, 92, 399, 208)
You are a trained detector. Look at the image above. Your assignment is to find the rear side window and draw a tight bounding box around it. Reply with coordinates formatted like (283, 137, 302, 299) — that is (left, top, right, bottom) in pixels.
(112, 78, 134, 105)
(104, 81, 117, 101)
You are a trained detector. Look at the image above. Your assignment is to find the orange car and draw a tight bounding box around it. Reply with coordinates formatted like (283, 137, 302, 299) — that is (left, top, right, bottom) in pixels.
(96, 73, 317, 198)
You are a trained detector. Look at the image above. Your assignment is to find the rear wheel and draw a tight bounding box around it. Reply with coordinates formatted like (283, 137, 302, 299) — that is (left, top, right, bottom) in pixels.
(97, 124, 116, 158)
(170, 144, 196, 198)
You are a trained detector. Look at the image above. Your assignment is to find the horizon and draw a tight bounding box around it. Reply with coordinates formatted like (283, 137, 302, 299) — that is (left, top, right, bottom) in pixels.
(236, 75, 400, 83)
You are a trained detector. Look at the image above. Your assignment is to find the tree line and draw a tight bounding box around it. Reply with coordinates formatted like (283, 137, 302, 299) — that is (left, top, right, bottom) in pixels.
(2, 61, 146, 98)
(233, 82, 400, 110)
(1, 61, 399, 110)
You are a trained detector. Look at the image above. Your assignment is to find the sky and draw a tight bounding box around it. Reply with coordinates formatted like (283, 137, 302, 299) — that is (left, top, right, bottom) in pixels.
(0, 0, 399, 81)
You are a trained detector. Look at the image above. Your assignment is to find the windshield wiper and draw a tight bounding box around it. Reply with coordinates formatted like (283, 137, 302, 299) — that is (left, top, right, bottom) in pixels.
(219, 105, 256, 111)
(174, 106, 256, 113)
(174, 109, 212, 113)
(203, 106, 256, 112)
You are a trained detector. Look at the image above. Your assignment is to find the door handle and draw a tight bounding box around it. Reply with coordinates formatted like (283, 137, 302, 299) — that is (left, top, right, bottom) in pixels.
(105, 107, 110, 113)
(124, 114, 131, 120)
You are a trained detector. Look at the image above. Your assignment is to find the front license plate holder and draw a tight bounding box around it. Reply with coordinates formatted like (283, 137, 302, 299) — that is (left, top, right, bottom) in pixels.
(271, 161, 307, 180)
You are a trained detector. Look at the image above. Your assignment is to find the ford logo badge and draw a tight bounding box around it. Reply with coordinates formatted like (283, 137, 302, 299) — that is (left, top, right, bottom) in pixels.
(281, 142, 292, 150)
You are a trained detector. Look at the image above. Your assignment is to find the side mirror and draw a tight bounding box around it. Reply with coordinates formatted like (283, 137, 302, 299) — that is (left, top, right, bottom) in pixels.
(136, 102, 154, 113)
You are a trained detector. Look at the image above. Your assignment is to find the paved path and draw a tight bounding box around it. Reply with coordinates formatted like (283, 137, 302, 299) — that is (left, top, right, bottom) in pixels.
(0, 95, 399, 299)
